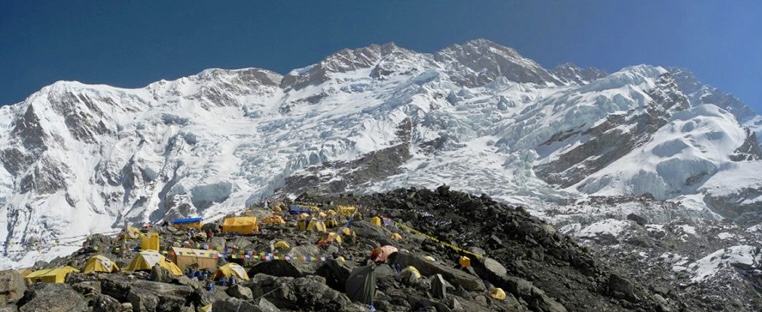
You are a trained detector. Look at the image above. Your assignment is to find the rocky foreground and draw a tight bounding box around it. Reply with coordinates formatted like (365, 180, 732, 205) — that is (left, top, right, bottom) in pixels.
(1, 187, 684, 311)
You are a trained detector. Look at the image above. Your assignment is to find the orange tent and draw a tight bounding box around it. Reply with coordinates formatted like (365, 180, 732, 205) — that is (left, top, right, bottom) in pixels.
(370, 245, 398, 263)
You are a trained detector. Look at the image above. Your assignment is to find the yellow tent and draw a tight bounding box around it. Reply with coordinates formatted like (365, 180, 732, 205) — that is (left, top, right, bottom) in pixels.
(338, 206, 356, 217)
(370, 216, 382, 227)
(326, 209, 338, 216)
(491, 288, 507, 300)
(140, 232, 160, 251)
(306, 219, 327, 233)
(221, 217, 258, 235)
(83, 255, 119, 273)
(272, 205, 283, 212)
(119, 226, 141, 240)
(200, 304, 213, 312)
(424, 255, 436, 262)
(125, 251, 183, 276)
(299, 213, 310, 220)
(214, 263, 250, 281)
(325, 218, 338, 228)
(263, 215, 286, 225)
(341, 228, 356, 237)
(458, 256, 471, 268)
(401, 266, 421, 280)
(391, 233, 403, 241)
(327, 232, 343, 244)
(274, 240, 291, 250)
(25, 266, 79, 284)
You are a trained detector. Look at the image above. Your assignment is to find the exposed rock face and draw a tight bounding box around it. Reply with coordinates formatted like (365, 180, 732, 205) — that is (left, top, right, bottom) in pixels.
(435, 39, 562, 86)
(18, 283, 87, 312)
(551, 63, 608, 85)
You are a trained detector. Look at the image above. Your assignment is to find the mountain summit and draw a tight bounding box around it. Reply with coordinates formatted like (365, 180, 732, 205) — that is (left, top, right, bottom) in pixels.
(1, 40, 760, 271)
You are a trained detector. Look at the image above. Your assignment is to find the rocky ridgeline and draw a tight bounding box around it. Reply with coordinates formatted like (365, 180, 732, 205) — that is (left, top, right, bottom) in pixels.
(1, 187, 681, 312)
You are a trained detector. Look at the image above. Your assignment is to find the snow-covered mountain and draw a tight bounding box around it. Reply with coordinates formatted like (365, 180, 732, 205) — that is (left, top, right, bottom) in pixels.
(1, 39, 760, 269)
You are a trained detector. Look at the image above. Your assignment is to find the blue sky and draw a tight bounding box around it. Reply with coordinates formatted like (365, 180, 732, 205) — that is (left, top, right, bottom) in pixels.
(1, 1, 760, 112)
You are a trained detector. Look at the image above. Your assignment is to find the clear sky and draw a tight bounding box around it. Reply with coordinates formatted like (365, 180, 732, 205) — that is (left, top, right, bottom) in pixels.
(1, 1, 760, 112)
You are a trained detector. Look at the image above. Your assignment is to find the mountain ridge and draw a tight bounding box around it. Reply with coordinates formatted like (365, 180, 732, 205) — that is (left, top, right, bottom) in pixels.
(1, 39, 760, 273)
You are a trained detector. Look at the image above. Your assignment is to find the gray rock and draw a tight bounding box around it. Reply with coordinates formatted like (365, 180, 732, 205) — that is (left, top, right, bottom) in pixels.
(212, 297, 281, 312)
(226, 237, 252, 250)
(627, 213, 648, 226)
(0, 305, 18, 312)
(226, 284, 253, 300)
(131, 280, 194, 299)
(99, 275, 132, 302)
(287, 245, 324, 275)
(190, 288, 213, 307)
(71, 281, 101, 298)
(466, 247, 486, 258)
(209, 237, 226, 249)
(654, 294, 671, 312)
(0, 270, 26, 305)
(19, 283, 87, 312)
(120, 303, 132, 311)
(92, 294, 123, 312)
(501, 276, 567, 312)
(607, 273, 638, 302)
(151, 264, 172, 283)
(127, 288, 159, 312)
(202, 223, 221, 234)
(450, 298, 464, 312)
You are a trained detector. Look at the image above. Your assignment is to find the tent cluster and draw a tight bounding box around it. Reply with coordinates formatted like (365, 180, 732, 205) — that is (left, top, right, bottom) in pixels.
(17, 196, 517, 311)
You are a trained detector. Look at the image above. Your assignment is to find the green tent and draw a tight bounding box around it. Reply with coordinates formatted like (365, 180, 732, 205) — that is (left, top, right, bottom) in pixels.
(345, 265, 376, 305)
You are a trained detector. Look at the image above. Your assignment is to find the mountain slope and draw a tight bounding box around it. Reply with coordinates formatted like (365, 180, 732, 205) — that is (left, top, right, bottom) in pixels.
(1, 39, 760, 270)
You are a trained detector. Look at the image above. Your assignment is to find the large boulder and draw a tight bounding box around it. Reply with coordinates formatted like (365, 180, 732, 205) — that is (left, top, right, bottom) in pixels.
(99, 275, 133, 302)
(249, 260, 302, 278)
(0, 270, 26, 305)
(212, 297, 280, 312)
(607, 273, 638, 302)
(18, 283, 87, 312)
(287, 245, 324, 275)
(351, 221, 390, 244)
(387, 252, 485, 291)
(226, 284, 253, 300)
(247, 274, 365, 312)
(151, 264, 172, 283)
(127, 288, 159, 312)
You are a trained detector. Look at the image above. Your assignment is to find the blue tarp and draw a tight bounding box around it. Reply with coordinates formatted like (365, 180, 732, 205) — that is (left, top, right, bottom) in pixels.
(173, 217, 203, 224)
(288, 205, 312, 215)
